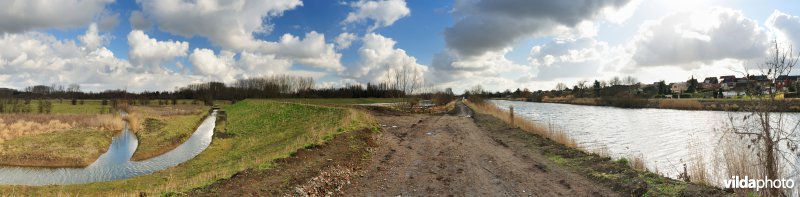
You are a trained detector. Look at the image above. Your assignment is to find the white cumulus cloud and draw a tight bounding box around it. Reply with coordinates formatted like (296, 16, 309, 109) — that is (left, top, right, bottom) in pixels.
(335, 32, 358, 50)
(350, 33, 427, 84)
(127, 30, 190, 73)
(767, 10, 800, 49)
(343, 0, 411, 32)
(0, 0, 113, 33)
(631, 8, 768, 68)
(137, 0, 302, 50)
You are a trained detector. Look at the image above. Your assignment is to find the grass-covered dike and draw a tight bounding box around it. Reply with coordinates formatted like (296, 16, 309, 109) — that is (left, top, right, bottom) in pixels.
(0, 99, 379, 196)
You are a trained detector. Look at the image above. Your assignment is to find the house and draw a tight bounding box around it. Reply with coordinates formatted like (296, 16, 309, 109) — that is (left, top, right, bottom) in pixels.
(720, 75, 737, 90)
(703, 77, 718, 84)
(748, 75, 771, 87)
(776, 75, 800, 91)
(671, 82, 688, 94)
(701, 77, 720, 90)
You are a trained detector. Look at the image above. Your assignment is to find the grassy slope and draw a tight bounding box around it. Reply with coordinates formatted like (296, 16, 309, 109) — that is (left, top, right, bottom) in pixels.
(130, 111, 208, 161)
(0, 99, 377, 196)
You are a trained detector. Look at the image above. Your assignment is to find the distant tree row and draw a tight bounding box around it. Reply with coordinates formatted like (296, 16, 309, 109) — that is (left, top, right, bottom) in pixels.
(0, 75, 411, 106)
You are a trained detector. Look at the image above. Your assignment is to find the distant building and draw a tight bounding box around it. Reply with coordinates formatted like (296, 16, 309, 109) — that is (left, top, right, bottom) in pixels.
(671, 82, 688, 94)
(720, 75, 737, 90)
(776, 75, 800, 91)
(701, 77, 720, 90)
(703, 77, 718, 84)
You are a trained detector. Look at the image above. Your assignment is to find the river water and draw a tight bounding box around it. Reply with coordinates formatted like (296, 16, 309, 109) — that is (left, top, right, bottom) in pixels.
(0, 110, 217, 185)
(490, 100, 800, 181)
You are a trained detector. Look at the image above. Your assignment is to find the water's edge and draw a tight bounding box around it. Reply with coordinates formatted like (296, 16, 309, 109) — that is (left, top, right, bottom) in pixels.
(0, 110, 218, 185)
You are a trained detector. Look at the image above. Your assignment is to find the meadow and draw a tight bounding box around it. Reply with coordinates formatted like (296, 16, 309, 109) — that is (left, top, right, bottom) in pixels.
(0, 99, 378, 195)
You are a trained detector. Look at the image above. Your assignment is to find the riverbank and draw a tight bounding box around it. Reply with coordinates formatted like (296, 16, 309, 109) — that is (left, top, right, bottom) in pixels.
(538, 97, 800, 112)
(127, 105, 212, 161)
(0, 113, 122, 167)
(467, 100, 728, 196)
(0, 99, 379, 195)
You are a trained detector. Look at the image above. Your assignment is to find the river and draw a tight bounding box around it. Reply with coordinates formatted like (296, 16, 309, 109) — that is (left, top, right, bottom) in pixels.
(490, 100, 800, 182)
(0, 110, 217, 185)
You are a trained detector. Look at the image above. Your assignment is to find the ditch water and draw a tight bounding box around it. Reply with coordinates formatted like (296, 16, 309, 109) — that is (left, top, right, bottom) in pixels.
(490, 100, 800, 182)
(0, 110, 218, 185)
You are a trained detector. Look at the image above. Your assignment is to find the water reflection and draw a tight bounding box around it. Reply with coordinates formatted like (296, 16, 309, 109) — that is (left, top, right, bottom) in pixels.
(490, 100, 800, 180)
(0, 111, 217, 185)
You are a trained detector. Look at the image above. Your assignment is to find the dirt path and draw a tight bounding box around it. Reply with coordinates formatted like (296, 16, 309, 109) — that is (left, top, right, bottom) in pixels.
(344, 102, 618, 196)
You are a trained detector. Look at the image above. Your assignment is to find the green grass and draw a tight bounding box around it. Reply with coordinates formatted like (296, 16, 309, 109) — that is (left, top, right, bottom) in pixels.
(0, 99, 377, 195)
(273, 98, 404, 106)
(130, 111, 209, 161)
(0, 129, 114, 167)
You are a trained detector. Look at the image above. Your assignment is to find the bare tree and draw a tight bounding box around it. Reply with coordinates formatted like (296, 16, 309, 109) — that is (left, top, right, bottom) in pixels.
(623, 76, 639, 96)
(623, 76, 638, 85)
(555, 82, 568, 91)
(725, 41, 800, 196)
(609, 76, 622, 86)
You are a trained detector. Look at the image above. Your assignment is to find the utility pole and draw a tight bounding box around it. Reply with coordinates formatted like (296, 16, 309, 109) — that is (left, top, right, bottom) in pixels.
(509, 106, 514, 128)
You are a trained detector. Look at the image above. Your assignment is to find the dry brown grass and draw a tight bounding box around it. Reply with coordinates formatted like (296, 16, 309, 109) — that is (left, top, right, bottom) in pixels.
(658, 99, 703, 110)
(465, 100, 578, 148)
(630, 155, 647, 171)
(685, 140, 712, 185)
(123, 105, 206, 133)
(714, 136, 764, 195)
(0, 114, 123, 143)
(591, 145, 611, 158)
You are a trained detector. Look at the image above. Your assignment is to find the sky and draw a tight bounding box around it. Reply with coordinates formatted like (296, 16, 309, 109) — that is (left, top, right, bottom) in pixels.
(1, 0, 800, 93)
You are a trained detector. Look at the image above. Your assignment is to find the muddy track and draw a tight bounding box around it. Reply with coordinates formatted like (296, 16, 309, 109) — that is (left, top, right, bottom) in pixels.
(344, 101, 618, 196)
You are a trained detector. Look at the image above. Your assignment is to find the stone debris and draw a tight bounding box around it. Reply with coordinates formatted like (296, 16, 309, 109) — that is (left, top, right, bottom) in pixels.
(288, 165, 360, 197)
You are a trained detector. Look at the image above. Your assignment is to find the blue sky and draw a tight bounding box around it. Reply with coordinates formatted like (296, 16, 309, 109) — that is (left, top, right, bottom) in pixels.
(2, 0, 800, 92)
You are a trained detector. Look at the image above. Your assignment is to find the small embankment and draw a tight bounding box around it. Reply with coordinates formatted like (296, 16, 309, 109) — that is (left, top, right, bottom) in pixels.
(190, 128, 377, 196)
(126, 105, 210, 161)
(466, 100, 728, 196)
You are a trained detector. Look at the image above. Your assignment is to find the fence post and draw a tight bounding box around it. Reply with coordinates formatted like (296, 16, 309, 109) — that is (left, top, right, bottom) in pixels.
(509, 106, 514, 128)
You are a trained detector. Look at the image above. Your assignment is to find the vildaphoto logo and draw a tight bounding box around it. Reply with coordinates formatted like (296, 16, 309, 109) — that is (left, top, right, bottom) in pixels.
(723, 176, 795, 191)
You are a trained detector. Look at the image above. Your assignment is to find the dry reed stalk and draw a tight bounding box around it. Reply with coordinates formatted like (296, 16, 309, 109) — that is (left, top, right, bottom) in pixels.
(592, 145, 611, 158)
(686, 140, 711, 185)
(718, 136, 764, 195)
(629, 154, 647, 171)
(658, 99, 703, 110)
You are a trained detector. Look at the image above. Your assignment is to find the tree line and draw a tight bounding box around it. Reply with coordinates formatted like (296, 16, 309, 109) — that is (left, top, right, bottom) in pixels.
(0, 75, 410, 106)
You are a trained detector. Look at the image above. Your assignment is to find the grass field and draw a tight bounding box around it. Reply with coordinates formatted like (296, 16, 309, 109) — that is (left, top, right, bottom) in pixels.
(0, 99, 377, 195)
(274, 98, 404, 106)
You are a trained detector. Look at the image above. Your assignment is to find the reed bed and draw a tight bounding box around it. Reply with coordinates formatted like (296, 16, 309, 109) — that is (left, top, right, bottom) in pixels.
(658, 99, 703, 110)
(0, 114, 122, 143)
